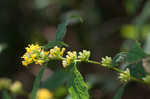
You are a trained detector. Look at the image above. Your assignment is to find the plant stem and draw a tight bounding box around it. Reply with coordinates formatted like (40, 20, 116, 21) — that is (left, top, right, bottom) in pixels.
(87, 60, 148, 85)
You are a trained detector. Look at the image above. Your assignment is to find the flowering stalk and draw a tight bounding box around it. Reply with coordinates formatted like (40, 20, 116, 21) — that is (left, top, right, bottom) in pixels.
(21, 44, 148, 86)
(87, 60, 147, 85)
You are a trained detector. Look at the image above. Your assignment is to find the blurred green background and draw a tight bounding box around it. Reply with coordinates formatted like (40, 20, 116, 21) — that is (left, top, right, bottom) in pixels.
(1, 0, 150, 99)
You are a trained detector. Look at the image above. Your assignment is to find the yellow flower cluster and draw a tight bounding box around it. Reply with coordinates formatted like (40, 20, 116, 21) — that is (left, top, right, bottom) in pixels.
(37, 88, 53, 99)
(49, 46, 66, 59)
(22, 44, 91, 68)
(22, 44, 66, 66)
(101, 56, 112, 67)
(118, 68, 130, 83)
(78, 50, 90, 61)
(22, 44, 44, 66)
(62, 51, 77, 68)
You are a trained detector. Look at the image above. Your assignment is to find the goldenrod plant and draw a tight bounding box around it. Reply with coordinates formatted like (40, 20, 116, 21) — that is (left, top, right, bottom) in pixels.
(20, 41, 150, 99)
(19, 16, 150, 99)
(1, 15, 150, 99)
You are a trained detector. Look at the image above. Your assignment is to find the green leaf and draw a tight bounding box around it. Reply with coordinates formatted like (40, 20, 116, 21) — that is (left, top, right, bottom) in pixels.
(69, 14, 84, 23)
(126, 41, 147, 63)
(127, 61, 147, 79)
(2, 90, 11, 99)
(41, 70, 68, 91)
(67, 63, 89, 99)
(44, 40, 68, 50)
(56, 20, 68, 41)
(112, 52, 127, 67)
(113, 83, 127, 99)
(56, 15, 83, 41)
(31, 66, 45, 99)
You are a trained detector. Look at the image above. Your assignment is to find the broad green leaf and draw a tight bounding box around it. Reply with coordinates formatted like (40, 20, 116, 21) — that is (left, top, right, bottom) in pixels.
(41, 70, 68, 91)
(44, 40, 68, 50)
(67, 64, 89, 99)
(126, 41, 147, 63)
(127, 61, 147, 79)
(113, 83, 127, 99)
(32, 66, 45, 99)
(2, 90, 11, 99)
(56, 20, 68, 41)
(45, 15, 82, 49)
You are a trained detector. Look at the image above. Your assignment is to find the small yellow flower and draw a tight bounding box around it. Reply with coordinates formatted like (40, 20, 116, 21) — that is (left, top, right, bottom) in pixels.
(101, 56, 112, 67)
(37, 88, 53, 99)
(118, 68, 130, 83)
(60, 48, 66, 56)
(78, 50, 90, 61)
(49, 46, 66, 59)
(62, 60, 67, 68)
(22, 55, 28, 60)
(62, 51, 77, 68)
(25, 47, 32, 53)
(31, 54, 37, 59)
(25, 44, 41, 53)
(44, 51, 49, 56)
(27, 58, 33, 63)
(22, 61, 28, 66)
(37, 60, 44, 65)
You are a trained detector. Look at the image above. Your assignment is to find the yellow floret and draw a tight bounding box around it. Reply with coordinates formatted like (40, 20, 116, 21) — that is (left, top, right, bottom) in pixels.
(44, 51, 49, 56)
(37, 60, 44, 65)
(62, 51, 77, 68)
(22, 55, 28, 60)
(27, 58, 33, 63)
(49, 46, 66, 59)
(22, 61, 28, 66)
(118, 68, 130, 82)
(60, 48, 66, 56)
(101, 56, 112, 67)
(25, 44, 41, 53)
(62, 60, 67, 68)
(31, 54, 37, 59)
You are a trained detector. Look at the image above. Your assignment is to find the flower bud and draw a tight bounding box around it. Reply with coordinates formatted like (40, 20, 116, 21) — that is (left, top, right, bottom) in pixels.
(78, 50, 90, 61)
(101, 56, 112, 67)
(118, 68, 130, 83)
(62, 51, 77, 68)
